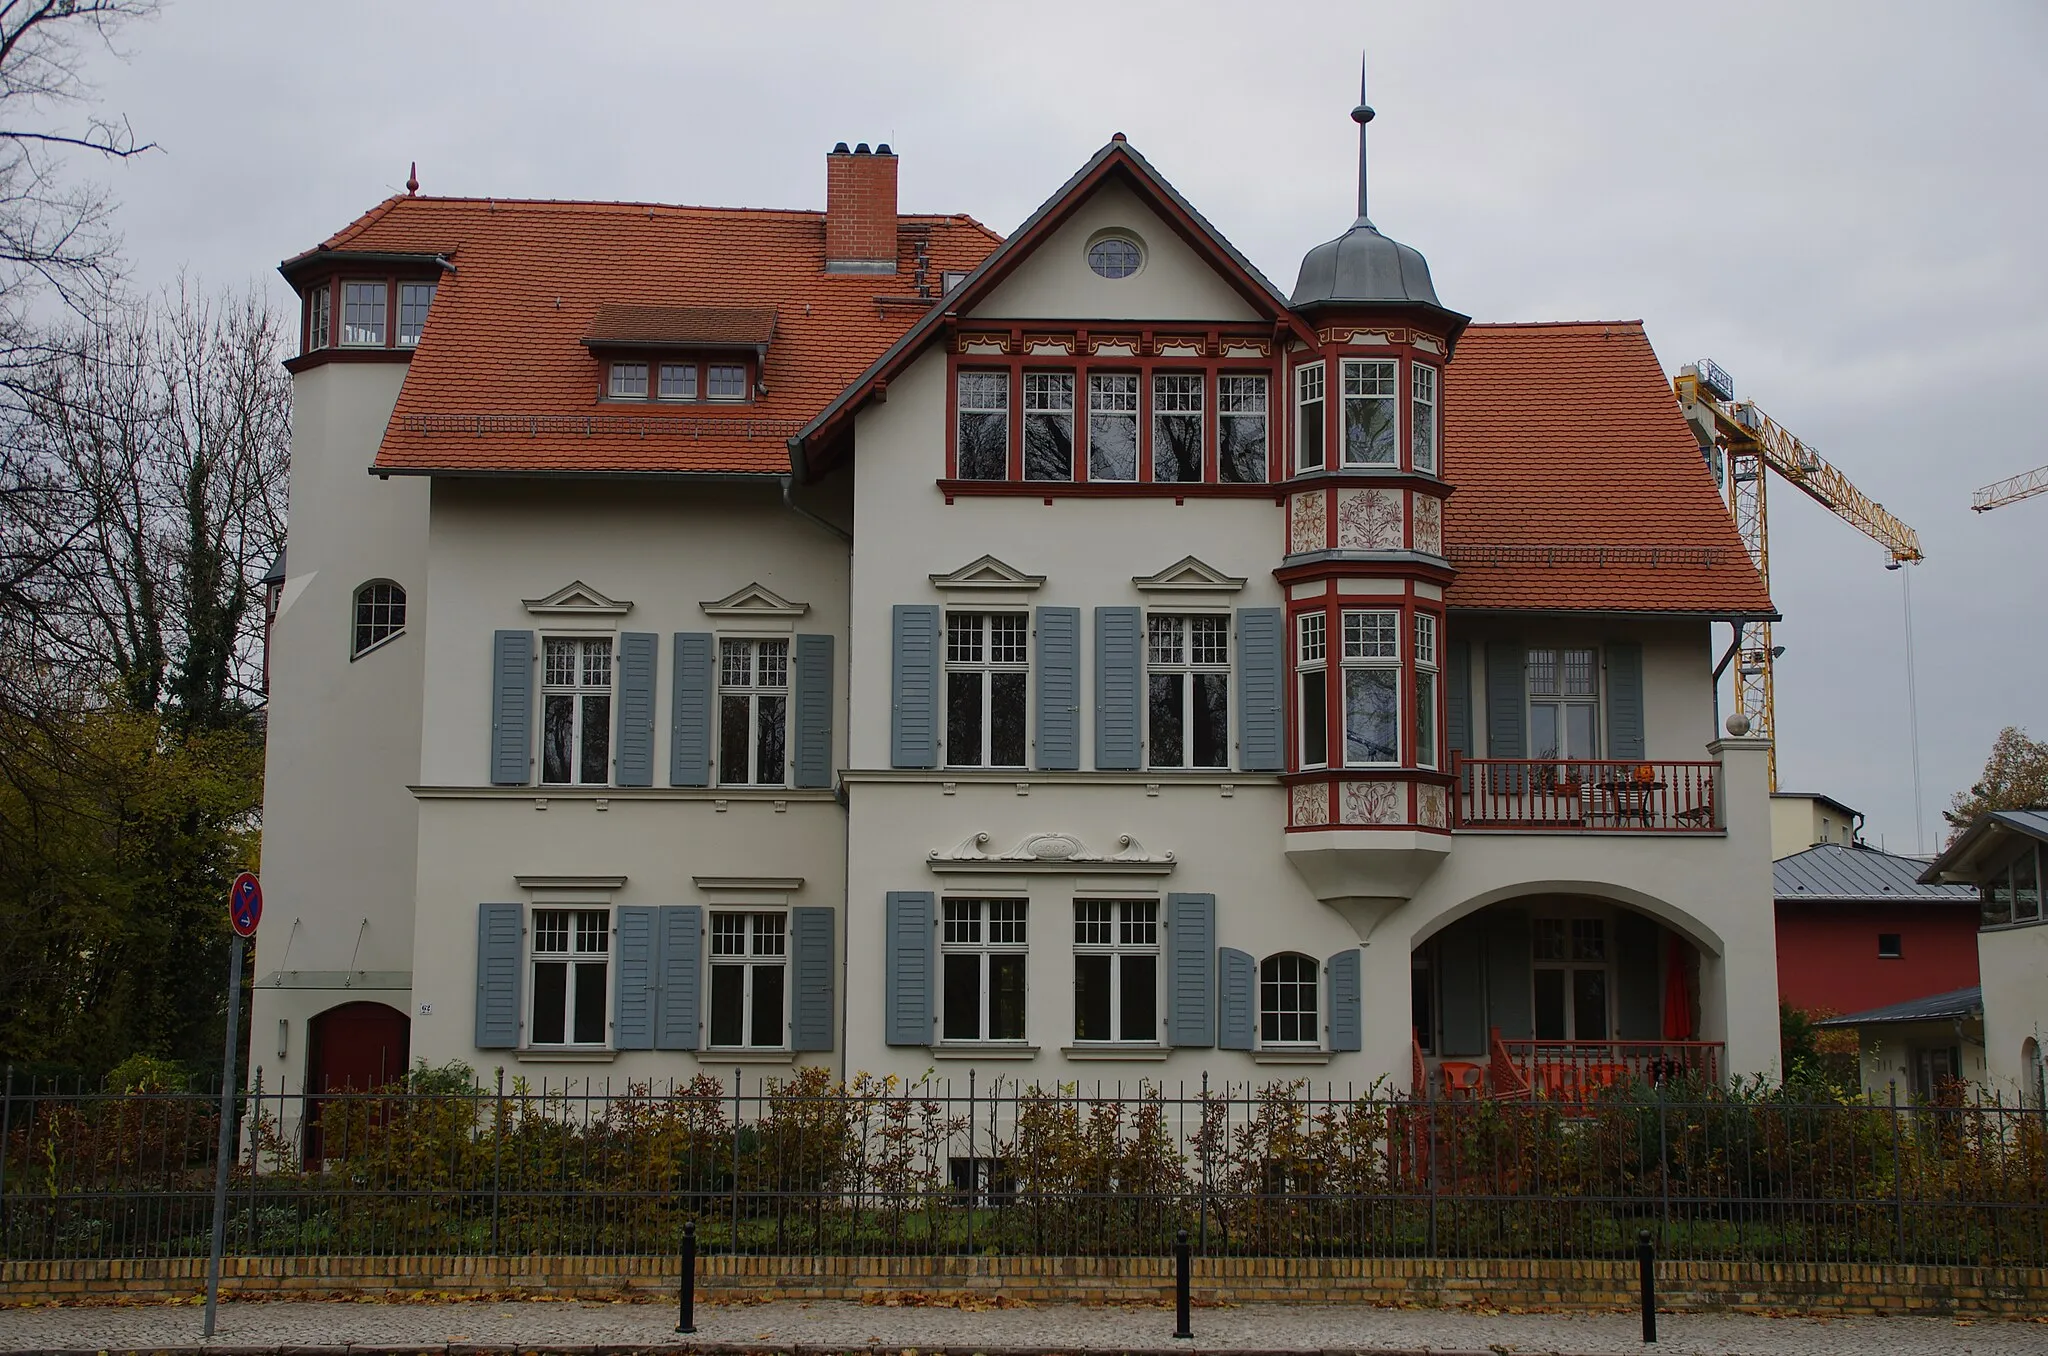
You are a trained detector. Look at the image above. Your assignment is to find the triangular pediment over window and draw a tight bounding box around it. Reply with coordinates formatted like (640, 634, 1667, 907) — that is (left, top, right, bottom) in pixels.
(699, 582, 810, 618)
(1132, 555, 1246, 593)
(522, 580, 633, 615)
(929, 554, 1046, 592)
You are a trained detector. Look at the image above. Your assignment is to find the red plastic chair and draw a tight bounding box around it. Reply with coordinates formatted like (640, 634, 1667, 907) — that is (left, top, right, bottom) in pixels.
(1440, 1062, 1485, 1099)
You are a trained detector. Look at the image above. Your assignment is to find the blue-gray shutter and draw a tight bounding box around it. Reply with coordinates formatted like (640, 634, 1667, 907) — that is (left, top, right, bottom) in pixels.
(884, 891, 934, 1046)
(1606, 640, 1646, 761)
(1034, 606, 1080, 771)
(474, 902, 523, 1049)
(489, 631, 535, 786)
(1436, 917, 1488, 1057)
(1236, 607, 1284, 772)
(612, 905, 656, 1049)
(1614, 910, 1660, 1040)
(1446, 639, 1472, 759)
(1327, 947, 1362, 1052)
(1485, 641, 1526, 794)
(1166, 893, 1216, 1048)
(655, 905, 702, 1051)
(1484, 906, 1532, 1041)
(793, 633, 835, 788)
(790, 906, 836, 1051)
(613, 633, 657, 787)
(670, 633, 713, 787)
(891, 606, 940, 770)
(1218, 947, 1255, 1051)
(1095, 606, 1142, 770)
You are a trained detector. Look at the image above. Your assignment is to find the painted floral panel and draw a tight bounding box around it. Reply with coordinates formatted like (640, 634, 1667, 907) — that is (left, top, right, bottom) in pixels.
(1289, 489, 1327, 556)
(1337, 487, 1404, 551)
(1291, 780, 1330, 827)
(1417, 783, 1448, 829)
(1414, 494, 1443, 556)
(1340, 779, 1403, 825)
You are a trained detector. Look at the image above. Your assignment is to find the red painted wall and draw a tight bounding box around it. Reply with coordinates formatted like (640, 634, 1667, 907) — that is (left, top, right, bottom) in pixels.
(1775, 902, 1981, 1016)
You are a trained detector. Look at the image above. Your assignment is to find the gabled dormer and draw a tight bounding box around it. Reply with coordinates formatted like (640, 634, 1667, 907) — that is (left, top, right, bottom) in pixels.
(582, 303, 774, 405)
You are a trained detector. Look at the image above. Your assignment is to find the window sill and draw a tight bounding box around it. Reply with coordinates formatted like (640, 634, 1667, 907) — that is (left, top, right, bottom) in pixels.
(515, 1048, 618, 1063)
(929, 1043, 1039, 1060)
(1062, 1043, 1170, 1061)
(1251, 1049, 1332, 1065)
(938, 479, 1283, 503)
(703, 1049, 802, 1066)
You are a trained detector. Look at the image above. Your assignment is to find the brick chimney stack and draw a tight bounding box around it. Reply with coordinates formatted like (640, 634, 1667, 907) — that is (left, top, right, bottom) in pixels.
(825, 142, 898, 275)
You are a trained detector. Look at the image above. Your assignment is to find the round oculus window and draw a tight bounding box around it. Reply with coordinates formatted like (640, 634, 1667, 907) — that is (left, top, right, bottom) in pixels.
(1087, 235, 1142, 279)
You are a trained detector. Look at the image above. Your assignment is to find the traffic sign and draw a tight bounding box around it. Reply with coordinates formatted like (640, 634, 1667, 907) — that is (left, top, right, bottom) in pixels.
(229, 871, 262, 937)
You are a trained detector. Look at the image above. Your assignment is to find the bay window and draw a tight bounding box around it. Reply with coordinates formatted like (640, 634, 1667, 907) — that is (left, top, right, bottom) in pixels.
(1087, 374, 1139, 480)
(1296, 362, 1326, 471)
(1411, 363, 1438, 474)
(341, 281, 387, 347)
(1147, 614, 1229, 769)
(304, 287, 331, 353)
(1414, 612, 1439, 770)
(1341, 358, 1397, 466)
(1073, 900, 1159, 1043)
(709, 911, 786, 1048)
(1024, 372, 1075, 480)
(1528, 647, 1599, 761)
(1297, 611, 1328, 768)
(1218, 374, 1268, 483)
(397, 282, 436, 347)
(719, 638, 788, 785)
(1151, 373, 1203, 482)
(542, 637, 612, 785)
(942, 899, 1028, 1042)
(945, 612, 1027, 768)
(956, 371, 1009, 480)
(530, 908, 608, 1046)
(1341, 609, 1400, 765)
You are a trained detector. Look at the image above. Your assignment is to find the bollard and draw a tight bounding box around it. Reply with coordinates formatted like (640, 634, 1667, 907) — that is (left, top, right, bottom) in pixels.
(1173, 1226, 1192, 1340)
(1637, 1228, 1657, 1343)
(677, 1218, 697, 1334)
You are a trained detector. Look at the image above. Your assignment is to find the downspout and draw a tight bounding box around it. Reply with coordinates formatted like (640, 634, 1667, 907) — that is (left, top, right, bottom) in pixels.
(1711, 622, 1743, 738)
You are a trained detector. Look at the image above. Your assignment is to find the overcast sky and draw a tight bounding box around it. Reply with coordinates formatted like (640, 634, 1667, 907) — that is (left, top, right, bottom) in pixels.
(76, 0, 2047, 853)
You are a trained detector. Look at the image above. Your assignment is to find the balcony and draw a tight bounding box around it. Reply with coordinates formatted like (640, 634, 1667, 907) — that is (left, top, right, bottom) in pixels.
(1452, 756, 1721, 832)
(1417, 1029, 1725, 1102)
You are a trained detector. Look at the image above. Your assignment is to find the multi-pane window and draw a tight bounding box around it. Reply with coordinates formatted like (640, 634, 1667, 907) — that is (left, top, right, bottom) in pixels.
(709, 911, 786, 1048)
(351, 580, 406, 657)
(707, 363, 747, 400)
(659, 363, 698, 400)
(1147, 615, 1229, 769)
(1411, 363, 1438, 474)
(397, 283, 435, 347)
(1260, 953, 1318, 1045)
(1342, 610, 1400, 765)
(1087, 374, 1139, 481)
(1532, 916, 1609, 1040)
(1296, 362, 1326, 471)
(719, 639, 788, 786)
(945, 613, 1027, 768)
(1341, 359, 1397, 466)
(1982, 846, 2042, 927)
(956, 371, 1009, 480)
(531, 909, 608, 1046)
(609, 362, 649, 398)
(1218, 374, 1268, 483)
(1297, 611, 1329, 768)
(1073, 900, 1159, 1043)
(942, 900, 1027, 1042)
(305, 287, 331, 353)
(1528, 647, 1598, 761)
(341, 281, 387, 347)
(542, 638, 612, 785)
(1414, 613, 1438, 770)
(1024, 372, 1074, 481)
(1087, 236, 1142, 278)
(1152, 374, 1203, 482)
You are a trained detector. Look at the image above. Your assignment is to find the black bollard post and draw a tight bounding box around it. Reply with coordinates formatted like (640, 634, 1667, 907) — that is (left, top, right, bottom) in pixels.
(1173, 1226, 1192, 1340)
(1636, 1228, 1656, 1343)
(677, 1218, 697, 1335)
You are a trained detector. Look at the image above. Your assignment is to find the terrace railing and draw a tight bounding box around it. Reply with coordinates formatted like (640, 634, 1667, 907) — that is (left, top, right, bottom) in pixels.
(1453, 756, 1721, 832)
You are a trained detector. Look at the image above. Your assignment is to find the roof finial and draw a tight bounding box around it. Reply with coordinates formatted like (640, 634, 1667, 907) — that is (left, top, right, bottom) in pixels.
(1351, 51, 1375, 224)
(406, 161, 419, 196)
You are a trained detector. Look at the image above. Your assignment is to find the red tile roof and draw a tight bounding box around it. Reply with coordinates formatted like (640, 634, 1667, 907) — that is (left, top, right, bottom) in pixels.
(305, 195, 1000, 476)
(582, 303, 778, 348)
(1442, 321, 1773, 616)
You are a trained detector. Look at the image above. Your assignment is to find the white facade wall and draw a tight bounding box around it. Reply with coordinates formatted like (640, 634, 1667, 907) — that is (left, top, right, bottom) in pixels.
(1979, 920, 2048, 1100)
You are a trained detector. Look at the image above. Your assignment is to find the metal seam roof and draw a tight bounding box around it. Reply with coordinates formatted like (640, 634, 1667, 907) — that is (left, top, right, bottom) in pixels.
(1773, 842, 1976, 902)
(1815, 986, 1982, 1028)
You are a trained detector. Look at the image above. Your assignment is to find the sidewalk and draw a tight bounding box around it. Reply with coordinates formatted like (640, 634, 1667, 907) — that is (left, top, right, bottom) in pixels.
(0, 1298, 2039, 1356)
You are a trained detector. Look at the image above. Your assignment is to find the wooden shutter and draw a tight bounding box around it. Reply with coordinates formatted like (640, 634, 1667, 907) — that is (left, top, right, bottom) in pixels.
(1485, 642, 1526, 759)
(1327, 947, 1362, 1052)
(790, 906, 836, 1051)
(1236, 607, 1284, 772)
(1166, 893, 1216, 1048)
(1435, 916, 1488, 1057)
(1034, 606, 1081, 771)
(891, 606, 940, 770)
(613, 633, 658, 788)
(612, 905, 656, 1050)
(1614, 910, 1660, 1040)
(1094, 606, 1142, 770)
(1446, 639, 1472, 759)
(793, 633, 835, 788)
(1217, 947, 1255, 1050)
(654, 905, 702, 1051)
(884, 891, 934, 1046)
(670, 633, 713, 788)
(1484, 906, 1532, 1040)
(489, 631, 535, 786)
(474, 902, 523, 1049)
(1605, 640, 1646, 760)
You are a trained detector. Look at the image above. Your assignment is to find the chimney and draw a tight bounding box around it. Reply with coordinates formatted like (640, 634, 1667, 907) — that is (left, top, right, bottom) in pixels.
(825, 141, 898, 275)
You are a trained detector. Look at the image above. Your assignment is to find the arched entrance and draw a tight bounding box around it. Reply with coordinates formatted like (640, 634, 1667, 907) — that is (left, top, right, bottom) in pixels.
(304, 1000, 409, 1161)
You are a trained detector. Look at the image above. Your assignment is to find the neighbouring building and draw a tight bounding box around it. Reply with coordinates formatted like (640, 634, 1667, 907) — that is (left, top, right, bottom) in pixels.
(1816, 986, 1987, 1102)
(1772, 842, 1979, 1018)
(1770, 790, 1861, 860)
(251, 84, 1783, 1135)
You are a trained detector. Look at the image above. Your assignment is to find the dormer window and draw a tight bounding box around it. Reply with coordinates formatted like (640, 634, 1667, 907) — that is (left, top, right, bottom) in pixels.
(659, 363, 697, 400)
(582, 304, 773, 406)
(707, 363, 747, 401)
(609, 362, 649, 398)
(341, 281, 387, 346)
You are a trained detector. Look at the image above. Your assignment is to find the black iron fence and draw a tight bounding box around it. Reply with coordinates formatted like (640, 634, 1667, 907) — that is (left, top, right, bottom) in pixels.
(5, 1067, 2044, 1266)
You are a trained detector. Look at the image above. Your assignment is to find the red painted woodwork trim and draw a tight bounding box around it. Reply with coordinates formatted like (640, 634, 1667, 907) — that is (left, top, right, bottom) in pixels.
(937, 479, 1282, 502)
(283, 347, 415, 375)
(1281, 819, 1455, 837)
(588, 352, 758, 406)
(1275, 559, 1458, 587)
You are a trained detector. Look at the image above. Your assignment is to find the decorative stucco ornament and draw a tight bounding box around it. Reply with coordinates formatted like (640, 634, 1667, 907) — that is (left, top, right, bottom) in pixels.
(927, 832, 1175, 871)
(1725, 712, 1752, 737)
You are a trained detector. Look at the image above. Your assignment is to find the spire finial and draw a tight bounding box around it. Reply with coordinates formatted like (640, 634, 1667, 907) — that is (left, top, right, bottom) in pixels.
(406, 161, 419, 196)
(1351, 51, 1375, 223)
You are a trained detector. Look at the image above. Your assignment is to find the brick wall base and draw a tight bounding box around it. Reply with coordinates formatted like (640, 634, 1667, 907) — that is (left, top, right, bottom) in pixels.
(4, 1254, 2043, 1316)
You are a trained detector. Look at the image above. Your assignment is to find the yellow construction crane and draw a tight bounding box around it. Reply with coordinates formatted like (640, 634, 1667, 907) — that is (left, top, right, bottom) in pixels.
(1972, 464, 2048, 512)
(1673, 359, 1924, 791)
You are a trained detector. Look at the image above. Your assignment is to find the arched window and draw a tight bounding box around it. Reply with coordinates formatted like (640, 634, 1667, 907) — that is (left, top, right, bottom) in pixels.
(1086, 234, 1142, 279)
(1260, 953, 1319, 1046)
(352, 580, 406, 656)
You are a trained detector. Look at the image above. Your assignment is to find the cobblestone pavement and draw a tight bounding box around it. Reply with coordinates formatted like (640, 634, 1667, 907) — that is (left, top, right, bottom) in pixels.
(1, 1299, 2042, 1355)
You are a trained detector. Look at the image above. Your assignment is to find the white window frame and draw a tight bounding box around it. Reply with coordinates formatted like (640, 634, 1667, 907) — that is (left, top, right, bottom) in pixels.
(708, 910, 788, 1050)
(1340, 358, 1398, 467)
(1297, 611, 1328, 769)
(1341, 608, 1401, 768)
(956, 370, 1010, 481)
(1258, 951, 1320, 1048)
(941, 898, 1029, 1043)
(706, 362, 748, 401)
(609, 361, 649, 399)
(528, 907, 610, 1048)
(1295, 361, 1326, 472)
(1146, 614, 1230, 770)
(944, 612, 1029, 769)
(340, 280, 387, 347)
(1087, 373, 1139, 481)
(540, 636, 614, 786)
(305, 286, 331, 354)
(718, 637, 789, 786)
(1151, 372, 1205, 483)
(1023, 370, 1075, 482)
(1528, 645, 1600, 762)
(1531, 912, 1613, 1042)
(396, 282, 436, 347)
(1411, 362, 1439, 474)
(1217, 373, 1268, 484)
(658, 362, 698, 401)
(1072, 899, 1160, 1044)
(1414, 612, 1438, 771)
(351, 579, 406, 659)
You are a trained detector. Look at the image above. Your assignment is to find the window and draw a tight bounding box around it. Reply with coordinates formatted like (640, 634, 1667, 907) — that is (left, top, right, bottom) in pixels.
(531, 908, 608, 1046)
(1414, 613, 1438, 770)
(1297, 612, 1328, 768)
(1087, 374, 1139, 481)
(709, 911, 786, 1048)
(1087, 235, 1142, 279)
(541, 637, 612, 785)
(945, 613, 1027, 768)
(304, 287, 330, 353)
(1877, 932, 1903, 960)
(2016, 848, 2042, 924)
(1342, 609, 1400, 766)
(1985, 872, 2014, 927)
(609, 361, 649, 398)
(1296, 362, 1326, 471)
(1218, 374, 1268, 483)
(707, 363, 747, 400)
(1529, 647, 1598, 761)
(1532, 916, 1609, 1041)
(340, 281, 387, 347)
(1411, 363, 1438, 474)
(1023, 372, 1074, 481)
(956, 371, 1008, 480)
(1341, 359, 1397, 466)
(1147, 615, 1229, 769)
(1260, 953, 1318, 1045)
(719, 639, 788, 786)
(397, 283, 436, 347)
(659, 363, 697, 400)
(1074, 900, 1159, 1043)
(942, 899, 1027, 1042)
(351, 580, 405, 656)
(1152, 374, 1203, 482)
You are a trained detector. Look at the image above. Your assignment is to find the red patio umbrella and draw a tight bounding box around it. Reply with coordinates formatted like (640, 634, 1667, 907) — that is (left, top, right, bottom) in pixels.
(1662, 935, 1693, 1041)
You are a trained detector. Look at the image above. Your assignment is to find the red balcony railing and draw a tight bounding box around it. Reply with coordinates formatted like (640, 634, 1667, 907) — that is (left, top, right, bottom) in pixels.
(1500, 1038, 1723, 1100)
(1452, 755, 1720, 831)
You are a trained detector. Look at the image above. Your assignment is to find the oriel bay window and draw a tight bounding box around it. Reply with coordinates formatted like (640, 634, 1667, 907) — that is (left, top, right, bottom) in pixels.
(1411, 363, 1439, 474)
(531, 908, 608, 1047)
(1148, 614, 1228, 769)
(956, 371, 1009, 480)
(397, 283, 436, 347)
(1024, 372, 1075, 480)
(942, 899, 1027, 1042)
(1414, 612, 1439, 770)
(1341, 358, 1397, 466)
(542, 637, 612, 785)
(945, 612, 1027, 768)
(341, 281, 387, 346)
(709, 911, 786, 1049)
(1296, 362, 1327, 471)
(719, 638, 788, 785)
(304, 287, 331, 353)
(1073, 900, 1158, 1043)
(1342, 609, 1400, 766)
(1297, 611, 1329, 768)
(1529, 647, 1599, 761)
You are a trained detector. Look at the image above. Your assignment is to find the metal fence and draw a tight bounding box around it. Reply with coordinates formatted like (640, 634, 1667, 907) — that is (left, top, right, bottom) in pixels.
(5, 1069, 2044, 1266)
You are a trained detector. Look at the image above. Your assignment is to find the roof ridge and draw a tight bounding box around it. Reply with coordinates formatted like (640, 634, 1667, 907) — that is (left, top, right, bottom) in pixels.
(345, 195, 994, 227)
(1466, 319, 1645, 331)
